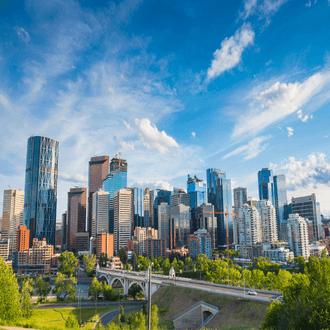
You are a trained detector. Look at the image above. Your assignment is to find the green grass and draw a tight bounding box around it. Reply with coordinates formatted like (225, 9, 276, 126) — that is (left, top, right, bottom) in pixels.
(152, 286, 269, 330)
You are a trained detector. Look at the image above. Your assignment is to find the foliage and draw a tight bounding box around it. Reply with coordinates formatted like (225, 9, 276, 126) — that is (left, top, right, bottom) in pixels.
(52, 272, 77, 301)
(83, 254, 97, 276)
(21, 278, 35, 318)
(123, 263, 131, 270)
(118, 248, 127, 264)
(132, 311, 146, 330)
(160, 308, 166, 315)
(34, 276, 51, 302)
(0, 257, 22, 321)
(89, 277, 103, 300)
(119, 305, 125, 322)
(261, 256, 330, 329)
(65, 314, 79, 328)
(142, 302, 147, 315)
(151, 305, 159, 330)
(103, 282, 118, 301)
(294, 256, 306, 273)
(128, 283, 142, 299)
(58, 251, 78, 276)
(99, 253, 108, 267)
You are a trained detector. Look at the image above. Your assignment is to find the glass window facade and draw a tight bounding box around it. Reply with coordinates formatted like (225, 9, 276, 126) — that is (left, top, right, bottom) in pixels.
(274, 174, 288, 240)
(258, 168, 275, 206)
(23, 136, 59, 247)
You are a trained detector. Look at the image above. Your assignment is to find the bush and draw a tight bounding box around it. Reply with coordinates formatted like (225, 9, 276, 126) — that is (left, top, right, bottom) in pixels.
(65, 315, 79, 329)
(160, 308, 166, 315)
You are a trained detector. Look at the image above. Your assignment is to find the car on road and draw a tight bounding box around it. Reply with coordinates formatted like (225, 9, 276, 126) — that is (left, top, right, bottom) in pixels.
(247, 290, 257, 295)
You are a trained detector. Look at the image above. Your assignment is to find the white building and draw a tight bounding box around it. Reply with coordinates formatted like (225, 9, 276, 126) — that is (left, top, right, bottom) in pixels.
(257, 200, 278, 243)
(287, 213, 310, 259)
(158, 202, 170, 248)
(92, 188, 110, 238)
(114, 188, 133, 253)
(260, 242, 294, 262)
(1, 189, 24, 258)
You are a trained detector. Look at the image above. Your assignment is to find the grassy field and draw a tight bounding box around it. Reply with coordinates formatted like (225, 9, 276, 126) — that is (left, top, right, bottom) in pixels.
(152, 286, 269, 330)
(3, 306, 128, 330)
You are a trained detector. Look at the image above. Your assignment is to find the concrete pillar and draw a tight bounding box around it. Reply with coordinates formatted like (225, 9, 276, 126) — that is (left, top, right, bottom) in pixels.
(124, 278, 129, 295)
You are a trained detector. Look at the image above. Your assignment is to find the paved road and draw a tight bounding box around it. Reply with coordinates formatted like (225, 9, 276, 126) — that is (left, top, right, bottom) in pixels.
(100, 306, 142, 327)
(38, 300, 143, 309)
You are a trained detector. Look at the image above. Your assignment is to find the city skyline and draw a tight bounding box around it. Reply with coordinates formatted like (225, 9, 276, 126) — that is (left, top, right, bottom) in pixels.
(1, 0, 330, 218)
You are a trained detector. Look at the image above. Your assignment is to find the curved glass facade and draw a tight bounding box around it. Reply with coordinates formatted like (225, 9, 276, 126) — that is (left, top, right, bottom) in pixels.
(23, 136, 59, 246)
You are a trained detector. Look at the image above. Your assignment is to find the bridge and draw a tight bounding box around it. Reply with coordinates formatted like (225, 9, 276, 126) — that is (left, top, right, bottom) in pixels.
(96, 267, 280, 302)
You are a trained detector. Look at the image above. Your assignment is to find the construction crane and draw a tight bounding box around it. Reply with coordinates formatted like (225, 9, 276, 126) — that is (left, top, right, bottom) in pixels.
(203, 207, 237, 260)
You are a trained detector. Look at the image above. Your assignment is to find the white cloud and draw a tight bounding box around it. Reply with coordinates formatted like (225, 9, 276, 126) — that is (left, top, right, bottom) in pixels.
(297, 109, 312, 122)
(123, 120, 133, 130)
(232, 68, 330, 138)
(134, 118, 179, 153)
(15, 27, 30, 43)
(131, 180, 173, 191)
(287, 127, 294, 137)
(120, 141, 134, 150)
(60, 173, 88, 183)
(191, 132, 196, 138)
(223, 135, 270, 160)
(206, 23, 254, 81)
(305, 0, 312, 7)
(240, 0, 288, 20)
(108, 87, 115, 94)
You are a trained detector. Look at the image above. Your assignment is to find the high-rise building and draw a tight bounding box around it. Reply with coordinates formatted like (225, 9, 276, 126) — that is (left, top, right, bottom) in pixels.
(96, 232, 114, 259)
(170, 189, 190, 207)
(109, 157, 128, 188)
(67, 188, 87, 251)
(273, 174, 288, 240)
(16, 225, 30, 252)
(144, 188, 154, 228)
(134, 227, 147, 255)
(170, 204, 190, 248)
(146, 238, 166, 258)
(23, 136, 59, 247)
(61, 211, 67, 251)
(114, 188, 133, 253)
(158, 202, 170, 248)
(246, 197, 257, 208)
(92, 188, 110, 238)
(187, 175, 207, 209)
(153, 190, 172, 230)
(233, 188, 247, 214)
(287, 214, 310, 259)
(132, 188, 144, 229)
(291, 194, 321, 241)
(88, 156, 109, 236)
(0, 239, 10, 260)
(188, 229, 212, 259)
(258, 168, 275, 206)
(195, 203, 217, 250)
(257, 200, 278, 243)
(207, 168, 234, 248)
(2, 189, 25, 258)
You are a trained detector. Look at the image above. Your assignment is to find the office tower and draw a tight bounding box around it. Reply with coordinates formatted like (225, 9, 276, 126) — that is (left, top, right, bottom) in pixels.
(170, 189, 190, 207)
(109, 156, 128, 188)
(61, 211, 67, 251)
(66, 188, 87, 251)
(134, 227, 147, 255)
(238, 204, 262, 247)
(2, 189, 25, 257)
(23, 136, 59, 247)
(233, 188, 247, 213)
(195, 203, 217, 250)
(96, 232, 114, 259)
(188, 229, 212, 259)
(207, 168, 234, 248)
(258, 168, 275, 206)
(132, 188, 144, 229)
(16, 225, 30, 252)
(144, 188, 153, 228)
(92, 188, 110, 238)
(146, 238, 166, 258)
(287, 214, 310, 258)
(114, 188, 133, 253)
(291, 194, 321, 241)
(257, 200, 278, 243)
(170, 204, 190, 248)
(158, 202, 170, 248)
(153, 189, 172, 230)
(88, 156, 109, 236)
(273, 174, 288, 240)
(187, 175, 207, 209)
(246, 197, 257, 208)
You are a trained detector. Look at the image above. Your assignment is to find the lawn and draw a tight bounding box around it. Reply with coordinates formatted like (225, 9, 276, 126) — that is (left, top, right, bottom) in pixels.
(5, 306, 125, 330)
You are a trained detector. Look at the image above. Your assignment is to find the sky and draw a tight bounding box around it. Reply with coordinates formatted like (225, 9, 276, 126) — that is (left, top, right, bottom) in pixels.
(1, 0, 330, 218)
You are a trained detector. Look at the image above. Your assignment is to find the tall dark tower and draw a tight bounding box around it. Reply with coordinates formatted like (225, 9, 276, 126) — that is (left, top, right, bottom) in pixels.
(23, 136, 59, 247)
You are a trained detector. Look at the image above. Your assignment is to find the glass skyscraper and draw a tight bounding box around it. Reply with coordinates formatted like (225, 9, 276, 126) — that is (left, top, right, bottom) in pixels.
(258, 168, 275, 206)
(273, 174, 288, 240)
(206, 168, 233, 248)
(187, 175, 207, 209)
(110, 157, 127, 188)
(133, 187, 144, 229)
(23, 136, 59, 247)
(153, 189, 172, 230)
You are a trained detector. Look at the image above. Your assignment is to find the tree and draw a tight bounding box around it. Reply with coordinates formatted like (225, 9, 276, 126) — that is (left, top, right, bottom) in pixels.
(128, 283, 142, 299)
(83, 254, 97, 276)
(321, 249, 327, 259)
(162, 259, 171, 275)
(89, 277, 103, 301)
(119, 305, 125, 322)
(21, 278, 35, 318)
(118, 248, 127, 264)
(65, 315, 79, 328)
(151, 305, 159, 330)
(52, 272, 77, 301)
(132, 311, 146, 330)
(295, 256, 306, 273)
(58, 251, 78, 276)
(0, 257, 22, 321)
(99, 253, 108, 267)
(103, 282, 118, 301)
(123, 263, 131, 270)
(34, 276, 52, 302)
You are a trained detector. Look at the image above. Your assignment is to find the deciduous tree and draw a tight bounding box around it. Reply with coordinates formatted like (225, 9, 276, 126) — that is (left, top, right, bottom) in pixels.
(58, 251, 78, 276)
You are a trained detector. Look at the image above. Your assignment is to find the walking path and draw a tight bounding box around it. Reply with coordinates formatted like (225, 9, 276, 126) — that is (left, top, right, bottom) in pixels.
(99, 306, 142, 328)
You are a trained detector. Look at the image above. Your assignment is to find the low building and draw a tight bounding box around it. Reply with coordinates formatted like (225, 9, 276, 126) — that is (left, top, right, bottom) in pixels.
(146, 238, 166, 257)
(260, 242, 294, 262)
(96, 232, 114, 259)
(0, 239, 10, 260)
(309, 243, 328, 257)
(106, 256, 123, 270)
(165, 241, 189, 258)
(188, 229, 212, 259)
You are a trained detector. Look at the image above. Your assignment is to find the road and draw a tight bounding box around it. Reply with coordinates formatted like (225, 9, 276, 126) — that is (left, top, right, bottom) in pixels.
(37, 300, 143, 309)
(99, 306, 142, 327)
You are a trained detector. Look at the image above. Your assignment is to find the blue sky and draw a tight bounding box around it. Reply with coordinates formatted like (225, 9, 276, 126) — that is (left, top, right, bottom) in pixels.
(1, 0, 330, 218)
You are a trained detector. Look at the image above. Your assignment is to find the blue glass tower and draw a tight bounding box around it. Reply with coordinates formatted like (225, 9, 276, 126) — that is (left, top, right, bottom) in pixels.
(258, 168, 275, 206)
(274, 174, 288, 239)
(187, 175, 207, 209)
(206, 168, 233, 248)
(23, 136, 59, 247)
(133, 188, 144, 228)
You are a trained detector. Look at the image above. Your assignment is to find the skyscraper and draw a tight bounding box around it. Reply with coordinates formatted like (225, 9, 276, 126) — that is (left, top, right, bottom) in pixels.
(206, 168, 234, 248)
(273, 174, 288, 240)
(16, 225, 30, 252)
(61, 211, 67, 251)
(2, 189, 25, 257)
(233, 187, 247, 214)
(258, 168, 275, 206)
(23, 136, 59, 247)
(170, 188, 190, 207)
(153, 189, 172, 230)
(67, 188, 87, 251)
(144, 188, 152, 228)
(92, 188, 110, 238)
(187, 175, 207, 209)
(256, 200, 278, 243)
(158, 202, 170, 248)
(88, 156, 109, 237)
(110, 157, 128, 188)
(291, 194, 321, 241)
(132, 188, 144, 229)
(170, 204, 190, 248)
